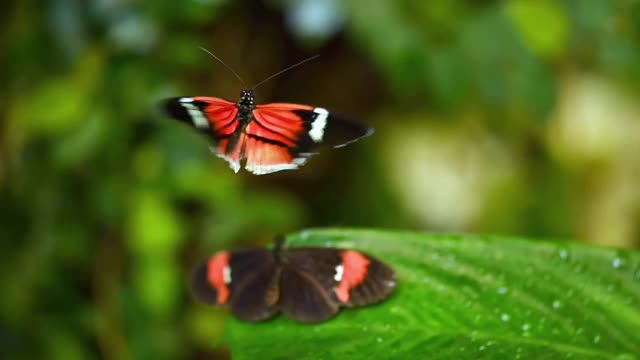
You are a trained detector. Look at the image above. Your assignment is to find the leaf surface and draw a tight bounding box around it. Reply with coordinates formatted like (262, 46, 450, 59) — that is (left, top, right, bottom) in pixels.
(225, 229, 640, 359)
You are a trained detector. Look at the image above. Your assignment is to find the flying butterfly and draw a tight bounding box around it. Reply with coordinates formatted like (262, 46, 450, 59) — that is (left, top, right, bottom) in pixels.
(190, 236, 396, 323)
(163, 48, 373, 175)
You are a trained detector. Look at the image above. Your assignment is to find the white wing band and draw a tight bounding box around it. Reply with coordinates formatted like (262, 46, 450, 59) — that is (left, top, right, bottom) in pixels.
(179, 98, 210, 129)
(309, 107, 328, 142)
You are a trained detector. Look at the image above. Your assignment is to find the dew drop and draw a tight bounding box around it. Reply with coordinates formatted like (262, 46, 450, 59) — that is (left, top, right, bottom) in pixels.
(593, 335, 601, 344)
(559, 249, 568, 260)
(497, 286, 508, 295)
(522, 323, 530, 331)
(501, 313, 510, 322)
(552, 300, 561, 309)
(479, 345, 486, 351)
(612, 257, 622, 269)
(376, 337, 383, 343)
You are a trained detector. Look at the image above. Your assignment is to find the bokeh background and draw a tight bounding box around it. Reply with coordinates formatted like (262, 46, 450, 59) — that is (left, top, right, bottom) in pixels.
(2, 0, 640, 358)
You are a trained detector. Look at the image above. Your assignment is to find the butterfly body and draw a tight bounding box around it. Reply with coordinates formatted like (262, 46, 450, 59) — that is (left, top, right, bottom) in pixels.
(191, 238, 396, 323)
(164, 89, 372, 175)
(236, 89, 256, 119)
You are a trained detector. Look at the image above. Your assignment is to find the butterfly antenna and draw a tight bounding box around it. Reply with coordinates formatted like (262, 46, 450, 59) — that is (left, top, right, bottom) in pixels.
(199, 47, 246, 86)
(252, 54, 320, 90)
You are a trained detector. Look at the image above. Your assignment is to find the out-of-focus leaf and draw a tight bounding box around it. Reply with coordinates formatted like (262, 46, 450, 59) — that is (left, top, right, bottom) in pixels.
(425, 47, 469, 109)
(187, 305, 227, 346)
(347, 0, 429, 98)
(13, 78, 88, 134)
(172, 162, 238, 204)
(506, 0, 569, 59)
(53, 112, 108, 167)
(8, 48, 103, 137)
(44, 325, 90, 360)
(128, 191, 183, 255)
(203, 190, 304, 248)
(132, 144, 165, 182)
(146, 0, 227, 25)
(458, 8, 555, 117)
(133, 257, 181, 318)
(226, 229, 640, 359)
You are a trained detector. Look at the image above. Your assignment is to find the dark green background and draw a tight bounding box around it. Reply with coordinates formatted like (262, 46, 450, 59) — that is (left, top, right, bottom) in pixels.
(2, 0, 640, 358)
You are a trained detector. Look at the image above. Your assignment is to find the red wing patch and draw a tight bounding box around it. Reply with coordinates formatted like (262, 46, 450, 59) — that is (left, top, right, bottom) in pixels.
(213, 135, 245, 173)
(335, 250, 371, 303)
(207, 251, 231, 304)
(243, 135, 303, 175)
(241, 104, 315, 175)
(165, 97, 238, 137)
(252, 103, 313, 146)
(193, 97, 239, 137)
(256, 103, 314, 111)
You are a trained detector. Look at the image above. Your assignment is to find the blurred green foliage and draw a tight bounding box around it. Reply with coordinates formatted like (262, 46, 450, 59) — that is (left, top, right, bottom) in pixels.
(1, 0, 640, 358)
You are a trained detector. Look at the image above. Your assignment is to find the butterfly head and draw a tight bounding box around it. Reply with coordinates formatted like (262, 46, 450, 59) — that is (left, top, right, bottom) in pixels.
(238, 89, 255, 112)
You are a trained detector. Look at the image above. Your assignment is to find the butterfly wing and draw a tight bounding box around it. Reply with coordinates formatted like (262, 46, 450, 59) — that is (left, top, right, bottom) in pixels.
(279, 262, 341, 323)
(164, 97, 244, 172)
(339, 251, 396, 307)
(244, 103, 373, 175)
(227, 249, 282, 322)
(282, 247, 396, 320)
(190, 248, 281, 322)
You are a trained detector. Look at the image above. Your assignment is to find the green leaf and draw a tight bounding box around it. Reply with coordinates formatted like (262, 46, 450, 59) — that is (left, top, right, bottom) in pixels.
(132, 257, 181, 319)
(127, 191, 183, 256)
(506, 0, 569, 59)
(225, 229, 640, 359)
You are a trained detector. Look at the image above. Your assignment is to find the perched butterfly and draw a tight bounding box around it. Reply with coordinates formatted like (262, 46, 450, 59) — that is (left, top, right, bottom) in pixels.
(163, 49, 373, 175)
(190, 236, 396, 323)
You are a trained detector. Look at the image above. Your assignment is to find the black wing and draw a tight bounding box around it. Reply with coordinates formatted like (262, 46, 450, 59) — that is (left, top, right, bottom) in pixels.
(226, 248, 281, 322)
(277, 248, 344, 323)
(190, 248, 281, 322)
(342, 253, 396, 307)
(283, 247, 396, 314)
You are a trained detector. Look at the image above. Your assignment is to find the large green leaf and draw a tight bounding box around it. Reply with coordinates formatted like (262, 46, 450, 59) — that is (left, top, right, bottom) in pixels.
(224, 229, 640, 359)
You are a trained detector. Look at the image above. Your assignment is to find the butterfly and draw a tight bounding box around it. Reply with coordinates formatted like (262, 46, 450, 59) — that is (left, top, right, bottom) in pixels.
(163, 50, 373, 175)
(190, 236, 396, 323)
